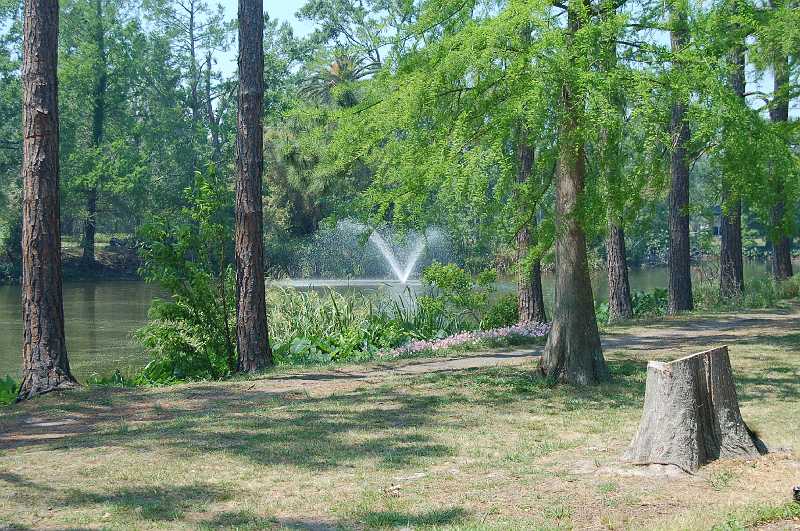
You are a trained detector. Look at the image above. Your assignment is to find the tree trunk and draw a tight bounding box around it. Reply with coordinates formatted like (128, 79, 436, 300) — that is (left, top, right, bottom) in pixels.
(515, 127, 547, 324)
(517, 225, 547, 324)
(720, 195, 744, 295)
(18, 0, 78, 400)
(81, 0, 106, 268)
(539, 0, 608, 384)
(205, 51, 222, 163)
(719, 39, 745, 297)
(625, 346, 765, 473)
(607, 222, 633, 322)
(235, 0, 272, 372)
(667, 9, 693, 313)
(769, 48, 793, 281)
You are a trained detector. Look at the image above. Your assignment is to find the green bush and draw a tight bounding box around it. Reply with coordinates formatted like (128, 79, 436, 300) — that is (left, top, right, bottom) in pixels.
(695, 274, 800, 311)
(420, 261, 502, 329)
(135, 166, 237, 384)
(632, 288, 668, 316)
(0, 375, 19, 405)
(483, 293, 519, 329)
(268, 288, 402, 364)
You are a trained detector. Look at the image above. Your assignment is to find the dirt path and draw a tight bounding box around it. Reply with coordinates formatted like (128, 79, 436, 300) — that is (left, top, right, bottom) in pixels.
(2, 305, 799, 450)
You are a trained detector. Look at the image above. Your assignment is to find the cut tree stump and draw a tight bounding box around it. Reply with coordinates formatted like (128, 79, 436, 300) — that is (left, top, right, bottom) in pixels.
(624, 346, 766, 473)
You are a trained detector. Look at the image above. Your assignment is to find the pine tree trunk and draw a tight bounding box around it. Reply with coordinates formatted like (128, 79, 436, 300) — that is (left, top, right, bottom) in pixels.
(515, 127, 547, 324)
(719, 40, 745, 297)
(540, 2, 608, 384)
(625, 346, 765, 473)
(607, 222, 633, 322)
(769, 49, 793, 281)
(18, 0, 78, 400)
(667, 9, 693, 313)
(235, 0, 272, 372)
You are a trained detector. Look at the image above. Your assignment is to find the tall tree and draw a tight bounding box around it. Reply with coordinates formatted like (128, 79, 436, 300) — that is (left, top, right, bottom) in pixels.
(718, 4, 745, 297)
(540, 0, 609, 384)
(667, 0, 694, 313)
(515, 127, 547, 324)
(18, 0, 77, 399)
(80, 0, 107, 267)
(768, 32, 793, 280)
(235, 0, 271, 372)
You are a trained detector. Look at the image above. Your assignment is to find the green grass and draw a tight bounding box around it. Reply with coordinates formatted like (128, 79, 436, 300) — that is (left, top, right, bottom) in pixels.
(1, 309, 799, 529)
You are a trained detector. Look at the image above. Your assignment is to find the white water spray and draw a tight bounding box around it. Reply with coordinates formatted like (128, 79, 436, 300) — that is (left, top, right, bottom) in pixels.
(368, 231, 426, 283)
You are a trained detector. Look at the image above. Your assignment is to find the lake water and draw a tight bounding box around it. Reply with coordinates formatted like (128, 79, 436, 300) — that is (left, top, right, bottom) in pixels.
(0, 262, 775, 379)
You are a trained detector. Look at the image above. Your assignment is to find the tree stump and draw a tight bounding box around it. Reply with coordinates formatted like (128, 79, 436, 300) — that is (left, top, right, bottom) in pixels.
(624, 346, 765, 473)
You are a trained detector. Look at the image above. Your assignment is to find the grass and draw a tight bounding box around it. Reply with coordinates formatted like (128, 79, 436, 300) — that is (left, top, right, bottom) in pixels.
(1, 308, 799, 529)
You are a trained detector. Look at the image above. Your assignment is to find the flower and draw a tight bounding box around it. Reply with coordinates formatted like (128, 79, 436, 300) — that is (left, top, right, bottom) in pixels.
(379, 322, 550, 358)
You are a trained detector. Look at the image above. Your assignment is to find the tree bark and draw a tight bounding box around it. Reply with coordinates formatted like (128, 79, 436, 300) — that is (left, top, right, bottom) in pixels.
(235, 0, 272, 372)
(719, 195, 744, 295)
(769, 49, 793, 280)
(18, 0, 78, 400)
(205, 51, 222, 163)
(625, 346, 765, 473)
(667, 7, 693, 313)
(81, 0, 107, 268)
(515, 127, 547, 324)
(719, 39, 745, 297)
(539, 0, 608, 384)
(607, 222, 633, 322)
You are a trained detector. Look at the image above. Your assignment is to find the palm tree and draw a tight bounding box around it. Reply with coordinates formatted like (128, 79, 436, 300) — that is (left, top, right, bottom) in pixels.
(301, 51, 379, 107)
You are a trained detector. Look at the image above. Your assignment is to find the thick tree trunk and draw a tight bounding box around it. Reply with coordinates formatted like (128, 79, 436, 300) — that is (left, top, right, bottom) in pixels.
(625, 346, 765, 473)
(18, 0, 78, 400)
(81, 0, 106, 268)
(719, 41, 745, 297)
(540, 2, 608, 384)
(607, 222, 633, 322)
(769, 50, 793, 281)
(515, 127, 547, 324)
(235, 0, 272, 372)
(667, 11, 693, 313)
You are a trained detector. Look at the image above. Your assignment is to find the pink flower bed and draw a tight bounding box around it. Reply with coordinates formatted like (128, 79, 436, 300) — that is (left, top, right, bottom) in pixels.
(380, 321, 551, 358)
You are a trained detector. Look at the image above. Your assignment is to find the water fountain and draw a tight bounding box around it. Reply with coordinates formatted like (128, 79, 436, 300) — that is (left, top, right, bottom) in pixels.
(367, 229, 427, 283)
(279, 220, 450, 284)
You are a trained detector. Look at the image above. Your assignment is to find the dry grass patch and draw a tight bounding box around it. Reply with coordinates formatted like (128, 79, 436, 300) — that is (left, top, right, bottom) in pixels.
(1, 309, 799, 529)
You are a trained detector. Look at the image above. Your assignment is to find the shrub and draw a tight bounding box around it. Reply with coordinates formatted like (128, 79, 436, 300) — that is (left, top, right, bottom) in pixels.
(0, 375, 19, 405)
(135, 166, 237, 384)
(632, 288, 668, 316)
(483, 293, 519, 329)
(420, 261, 501, 329)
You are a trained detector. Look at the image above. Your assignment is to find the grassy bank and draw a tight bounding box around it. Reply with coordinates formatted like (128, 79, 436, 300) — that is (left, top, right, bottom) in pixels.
(1, 307, 798, 529)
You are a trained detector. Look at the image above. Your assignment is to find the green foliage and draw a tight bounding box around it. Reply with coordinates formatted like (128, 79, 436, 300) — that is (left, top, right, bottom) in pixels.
(632, 288, 669, 317)
(268, 288, 399, 365)
(483, 293, 520, 330)
(0, 375, 18, 405)
(135, 167, 237, 384)
(420, 262, 501, 329)
(695, 275, 800, 311)
(86, 369, 133, 387)
(596, 288, 668, 324)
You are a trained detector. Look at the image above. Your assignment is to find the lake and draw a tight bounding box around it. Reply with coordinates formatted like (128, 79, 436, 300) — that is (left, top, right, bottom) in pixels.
(0, 262, 775, 379)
